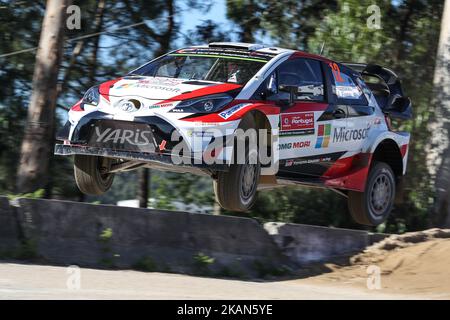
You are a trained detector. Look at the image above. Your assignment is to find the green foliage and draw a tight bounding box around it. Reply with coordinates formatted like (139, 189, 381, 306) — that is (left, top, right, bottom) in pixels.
(133, 256, 158, 272)
(229, 187, 361, 230)
(0, 239, 39, 261)
(226, 0, 337, 48)
(159, 172, 214, 205)
(15, 239, 39, 260)
(183, 20, 231, 45)
(87, 171, 138, 204)
(253, 260, 290, 278)
(98, 227, 120, 268)
(193, 252, 215, 275)
(305, 0, 443, 232)
(308, 0, 391, 62)
(7, 188, 45, 200)
(0, 1, 44, 194)
(216, 265, 246, 279)
(0, 0, 445, 235)
(194, 252, 215, 265)
(99, 227, 113, 243)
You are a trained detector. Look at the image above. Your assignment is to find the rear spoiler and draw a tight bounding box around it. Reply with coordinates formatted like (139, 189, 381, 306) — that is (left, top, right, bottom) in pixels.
(341, 62, 412, 120)
(342, 63, 398, 85)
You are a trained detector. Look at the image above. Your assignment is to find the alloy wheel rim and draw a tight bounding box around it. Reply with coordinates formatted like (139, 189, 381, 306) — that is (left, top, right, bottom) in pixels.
(241, 162, 257, 200)
(369, 173, 392, 216)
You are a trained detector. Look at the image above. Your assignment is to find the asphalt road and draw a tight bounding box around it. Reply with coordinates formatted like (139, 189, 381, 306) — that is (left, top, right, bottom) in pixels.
(0, 263, 423, 300)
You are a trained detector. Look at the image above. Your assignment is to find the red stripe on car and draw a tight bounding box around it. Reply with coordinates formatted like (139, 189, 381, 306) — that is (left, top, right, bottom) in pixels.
(281, 102, 329, 113)
(170, 83, 242, 101)
(182, 102, 279, 123)
(70, 99, 83, 112)
(289, 51, 333, 64)
(155, 83, 243, 107)
(323, 153, 372, 192)
(400, 144, 408, 157)
(99, 78, 122, 102)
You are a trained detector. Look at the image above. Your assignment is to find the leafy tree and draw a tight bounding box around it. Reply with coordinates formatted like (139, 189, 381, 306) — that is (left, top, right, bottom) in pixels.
(226, 0, 337, 49)
(0, 1, 45, 193)
(183, 19, 231, 45)
(306, 0, 443, 232)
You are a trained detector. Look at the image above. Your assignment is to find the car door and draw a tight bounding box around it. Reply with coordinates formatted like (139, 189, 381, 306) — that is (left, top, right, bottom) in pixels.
(270, 58, 349, 179)
(327, 64, 374, 158)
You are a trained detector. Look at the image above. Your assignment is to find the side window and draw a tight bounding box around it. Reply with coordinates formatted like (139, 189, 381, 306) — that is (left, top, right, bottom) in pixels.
(329, 63, 368, 105)
(276, 58, 325, 102)
(355, 77, 373, 100)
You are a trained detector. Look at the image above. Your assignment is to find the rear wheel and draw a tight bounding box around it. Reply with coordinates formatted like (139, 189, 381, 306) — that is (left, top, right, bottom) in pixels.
(74, 155, 114, 195)
(348, 161, 396, 226)
(213, 114, 260, 212)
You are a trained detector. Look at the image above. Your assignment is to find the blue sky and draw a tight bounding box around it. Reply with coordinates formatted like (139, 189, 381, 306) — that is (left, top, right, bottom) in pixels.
(178, 0, 273, 46)
(59, 0, 234, 118)
(180, 0, 229, 38)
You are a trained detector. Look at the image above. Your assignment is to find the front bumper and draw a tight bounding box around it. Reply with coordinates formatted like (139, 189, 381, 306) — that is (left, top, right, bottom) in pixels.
(60, 108, 237, 156)
(54, 144, 229, 172)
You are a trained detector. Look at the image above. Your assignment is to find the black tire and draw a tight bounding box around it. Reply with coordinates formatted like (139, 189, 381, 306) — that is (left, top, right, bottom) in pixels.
(213, 114, 260, 212)
(348, 161, 396, 226)
(74, 155, 114, 195)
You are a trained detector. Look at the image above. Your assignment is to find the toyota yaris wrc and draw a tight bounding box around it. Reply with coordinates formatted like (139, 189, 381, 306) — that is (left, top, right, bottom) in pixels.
(55, 42, 412, 226)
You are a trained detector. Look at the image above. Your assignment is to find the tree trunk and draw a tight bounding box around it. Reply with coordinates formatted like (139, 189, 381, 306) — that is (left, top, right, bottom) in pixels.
(88, 0, 106, 85)
(136, 0, 175, 207)
(16, 0, 70, 193)
(430, 0, 450, 227)
(154, 0, 176, 57)
(138, 168, 150, 208)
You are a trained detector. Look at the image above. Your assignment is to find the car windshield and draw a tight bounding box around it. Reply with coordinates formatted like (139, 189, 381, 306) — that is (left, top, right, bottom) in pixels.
(131, 53, 267, 85)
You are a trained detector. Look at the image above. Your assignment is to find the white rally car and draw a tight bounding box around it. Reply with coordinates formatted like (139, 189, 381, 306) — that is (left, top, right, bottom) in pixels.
(55, 42, 412, 226)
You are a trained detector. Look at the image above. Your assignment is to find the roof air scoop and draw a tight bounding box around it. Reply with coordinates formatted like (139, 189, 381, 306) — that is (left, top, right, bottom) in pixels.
(208, 42, 266, 51)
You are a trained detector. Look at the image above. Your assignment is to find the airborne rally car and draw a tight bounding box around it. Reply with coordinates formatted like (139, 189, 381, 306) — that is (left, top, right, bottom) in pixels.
(55, 42, 412, 226)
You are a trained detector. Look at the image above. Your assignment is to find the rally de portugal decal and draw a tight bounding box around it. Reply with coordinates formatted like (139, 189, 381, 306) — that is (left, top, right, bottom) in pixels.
(315, 123, 331, 148)
(280, 112, 315, 136)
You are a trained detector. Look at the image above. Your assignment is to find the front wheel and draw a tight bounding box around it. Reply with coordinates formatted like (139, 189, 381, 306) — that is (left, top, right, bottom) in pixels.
(213, 114, 260, 212)
(348, 161, 396, 226)
(74, 155, 115, 195)
(213, 149, 260, 212)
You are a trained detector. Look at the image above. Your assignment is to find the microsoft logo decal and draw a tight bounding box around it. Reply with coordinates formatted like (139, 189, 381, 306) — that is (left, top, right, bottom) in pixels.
(315, 124, 331, 148)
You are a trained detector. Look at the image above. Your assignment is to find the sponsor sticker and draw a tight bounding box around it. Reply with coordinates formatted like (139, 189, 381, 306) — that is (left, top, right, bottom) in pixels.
(278, 140, 311, 150)
(315, 123, 331, 148)
(336, 85, 362, 99)
(186, 129, 214, 138)
(284, 156, 332, 167)
(147, 103, 173, 109)
(218, 103, 251, 120)
(94, 127, 153, 146)
(332, 126, 370, 143)
(280, 112, 315, 136)
(114, 78, 183, 92)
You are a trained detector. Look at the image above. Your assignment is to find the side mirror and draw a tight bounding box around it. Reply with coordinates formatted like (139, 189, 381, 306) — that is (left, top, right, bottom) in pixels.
(260, 73, 278, 100)
(278, 84, 298, 106)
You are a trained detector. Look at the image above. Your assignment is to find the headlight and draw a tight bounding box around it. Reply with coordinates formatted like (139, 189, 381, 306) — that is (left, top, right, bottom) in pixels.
(82, 86, 100, 106)
(170, 94, 233, 113)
